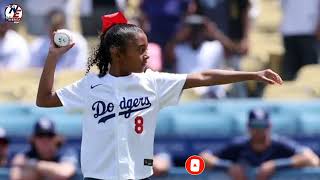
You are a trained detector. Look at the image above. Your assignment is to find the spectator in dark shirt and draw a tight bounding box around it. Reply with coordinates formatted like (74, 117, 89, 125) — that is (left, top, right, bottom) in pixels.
(200, 108, 319, 180)
(189, 0, 251, 97)
(280, 0, 320, 80)
(10, 118, 78, 180)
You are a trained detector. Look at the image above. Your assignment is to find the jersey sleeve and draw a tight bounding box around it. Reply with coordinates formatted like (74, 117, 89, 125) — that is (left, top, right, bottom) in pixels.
(56, 75, 89, 110)
(150, 70, 187, 109)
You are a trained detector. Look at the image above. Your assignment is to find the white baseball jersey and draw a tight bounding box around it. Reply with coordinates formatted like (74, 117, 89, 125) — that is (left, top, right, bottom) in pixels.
(57, 69, 187, 180)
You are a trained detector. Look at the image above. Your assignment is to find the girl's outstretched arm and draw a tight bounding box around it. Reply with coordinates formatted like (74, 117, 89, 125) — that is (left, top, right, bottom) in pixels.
(36, 33, 74, 107)
(183, 69, 282, 89)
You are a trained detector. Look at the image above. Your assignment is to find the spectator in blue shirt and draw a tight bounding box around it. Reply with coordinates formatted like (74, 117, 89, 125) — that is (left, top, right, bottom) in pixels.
(10, 118, 78, 180)
(200, 108, 319, 180)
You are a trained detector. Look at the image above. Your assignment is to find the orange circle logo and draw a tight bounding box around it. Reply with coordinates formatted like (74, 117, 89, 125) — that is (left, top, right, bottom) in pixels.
(185, 155, 205, 175)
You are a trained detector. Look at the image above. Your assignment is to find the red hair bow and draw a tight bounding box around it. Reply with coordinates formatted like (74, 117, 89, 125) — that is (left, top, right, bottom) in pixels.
(101, 11, 128, 33)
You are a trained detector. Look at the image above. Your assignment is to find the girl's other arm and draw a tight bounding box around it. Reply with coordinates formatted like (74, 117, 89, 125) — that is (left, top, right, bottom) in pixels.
(183, 69, 282, 89)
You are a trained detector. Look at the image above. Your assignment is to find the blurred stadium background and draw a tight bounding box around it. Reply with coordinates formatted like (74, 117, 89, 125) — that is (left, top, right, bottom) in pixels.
(0, 0, 320, 179)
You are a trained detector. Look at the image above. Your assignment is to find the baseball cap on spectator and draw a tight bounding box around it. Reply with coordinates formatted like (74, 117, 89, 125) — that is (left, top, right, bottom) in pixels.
(0, 127, 9, 144)
(247, 108, 270, 129)
(34, 118, 56, 137)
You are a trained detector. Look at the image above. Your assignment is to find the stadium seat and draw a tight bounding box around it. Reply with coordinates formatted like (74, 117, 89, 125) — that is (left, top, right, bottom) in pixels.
(0, 168, 9, 180)
(46, 113, 83, 138)
(0, 107, 83, 138)
(263, 65, 320, 100)
(299, 113, 320, 137)
(0, 69, 41, 102)
(30, 105, 84, 138)
(232, 111, 249, 135)
(0, 103, 31, 115)
(0, 114, 39, 137)
(30, 106, 66, 115)
(263, 82, 317, 99)
(171, 112, 236, 138)
(0, 70, 86, 102)
(156, 101, 219, 136)
(216, 99, 267, 114)
(55, 70, 84, 89)
(156, 108, 175, 136)
(0, 69, 42, 82)
(175, 100, 218, 113)
(296, 64, 320, 82)
(277, 101, 320, 115)
(269, 113, 300, 136)
(180, 89, 201, 103)
(216, 100, 282, 120)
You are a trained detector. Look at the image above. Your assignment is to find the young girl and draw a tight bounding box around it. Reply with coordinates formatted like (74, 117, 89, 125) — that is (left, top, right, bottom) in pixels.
(36, 12, 282, 180)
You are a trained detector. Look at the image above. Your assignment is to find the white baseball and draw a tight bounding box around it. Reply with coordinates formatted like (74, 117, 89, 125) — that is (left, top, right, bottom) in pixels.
(53, 29, 73, 47)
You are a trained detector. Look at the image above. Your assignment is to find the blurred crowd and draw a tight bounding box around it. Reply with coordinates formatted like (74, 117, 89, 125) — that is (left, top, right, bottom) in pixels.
(0, 0, 320, 98)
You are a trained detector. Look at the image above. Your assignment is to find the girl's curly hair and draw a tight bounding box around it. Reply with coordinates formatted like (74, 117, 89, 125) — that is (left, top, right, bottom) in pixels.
(86, 24, 144, 77)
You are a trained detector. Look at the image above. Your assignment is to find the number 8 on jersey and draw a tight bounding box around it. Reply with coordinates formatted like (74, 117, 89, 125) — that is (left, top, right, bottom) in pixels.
(135, 116, 144, 134)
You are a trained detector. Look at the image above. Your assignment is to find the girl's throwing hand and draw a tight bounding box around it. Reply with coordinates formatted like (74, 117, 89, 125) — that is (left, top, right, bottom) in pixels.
(48, 32, 75, 57)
